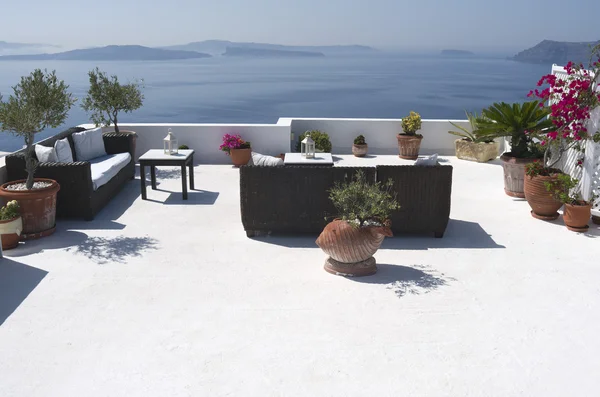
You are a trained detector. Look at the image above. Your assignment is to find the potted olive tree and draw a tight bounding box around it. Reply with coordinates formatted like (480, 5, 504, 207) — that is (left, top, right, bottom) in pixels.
(0, 69, 75, 239)
(316, 170, 400, 277)
(476, 101, 552, 198)
(397, 111, 422, 159)
(81, 67, 144, 156)
(448, 111, 498, 162)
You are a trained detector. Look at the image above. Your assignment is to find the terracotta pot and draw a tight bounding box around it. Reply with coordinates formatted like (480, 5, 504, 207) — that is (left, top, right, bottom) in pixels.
(454, 139, 498, 163)
(397, 134, 423, 160)
(316, 219, 393, 276)
(500, 154, 538, 198)
(0, 216, 23, 250)
(230, 148, 252, 167)
(0, 178, 60, 240)
(524, 173, 563, 220)
(352, 144, 368, 157)
(563, 202, 592, 232)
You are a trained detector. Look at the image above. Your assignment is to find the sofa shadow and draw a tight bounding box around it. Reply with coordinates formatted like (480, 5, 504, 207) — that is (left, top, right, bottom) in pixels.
(65, 235, 159, 264)
(351, 264, 454, 298)
(0, 258, 48, 325)
(250, 233, 318, 248)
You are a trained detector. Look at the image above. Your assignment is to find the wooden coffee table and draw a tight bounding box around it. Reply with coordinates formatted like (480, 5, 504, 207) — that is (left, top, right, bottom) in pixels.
(139, 149, 195, 200)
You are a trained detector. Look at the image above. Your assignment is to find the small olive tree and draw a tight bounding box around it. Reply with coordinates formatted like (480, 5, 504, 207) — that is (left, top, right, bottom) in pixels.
(81, 67, 144, 133)
(0, 69, 75, 189)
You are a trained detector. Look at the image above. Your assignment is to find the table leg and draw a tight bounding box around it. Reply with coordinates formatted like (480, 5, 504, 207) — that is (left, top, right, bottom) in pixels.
(151, 165, 157, 189)
(181, 164, 188, 200)
(140, 163, 147, 200)
(189, 158, 194, 190)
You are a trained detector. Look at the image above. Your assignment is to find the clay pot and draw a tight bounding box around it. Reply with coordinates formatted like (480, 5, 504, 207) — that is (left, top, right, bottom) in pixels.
(230, 148, 252, 167)
(563, 202, 592, 232)
(397, 134, 423, 160)
(500, 154, 538, 198)
(593, 215, 600, 225)
(0, 216, 23, 250)
(454, 139, 498, 163)
(524, 173, 563, 220)
(0, 178, 60, 240)
(316, 219, 393, 276)
(352, 144, 368, 157)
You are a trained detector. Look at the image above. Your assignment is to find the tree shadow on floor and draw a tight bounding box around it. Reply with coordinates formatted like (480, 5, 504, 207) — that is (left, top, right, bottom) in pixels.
(0, 258, 48, 325)
(4, 228, 89, 257)
(65, 235, 159, 264)
(351, 264, 455, 298)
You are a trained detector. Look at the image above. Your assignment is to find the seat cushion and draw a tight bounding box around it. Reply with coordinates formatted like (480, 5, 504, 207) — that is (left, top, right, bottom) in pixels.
(89, 152, 131, 191)
(249, 152, 284, 167)
(414, 153, 438, 166)
(54, 138, 74, 163)
(72, 127, 108, 161)
(35, 144, 58, 163)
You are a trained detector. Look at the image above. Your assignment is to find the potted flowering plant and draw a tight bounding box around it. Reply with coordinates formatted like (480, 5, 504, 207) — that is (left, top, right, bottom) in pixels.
(0, 200, 22, 250)
(220, 133, 252, 167)
(352, 135, 368, 157)
(545, 174, 595, 232)
(397, 111, 422, 159)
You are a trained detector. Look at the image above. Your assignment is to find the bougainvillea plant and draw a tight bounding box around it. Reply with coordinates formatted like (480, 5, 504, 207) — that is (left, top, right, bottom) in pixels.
(528, 43, 600, 168)
(219, 133, 251, 155)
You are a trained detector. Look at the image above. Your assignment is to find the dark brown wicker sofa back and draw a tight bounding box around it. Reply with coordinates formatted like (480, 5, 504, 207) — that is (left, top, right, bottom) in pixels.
(240, 164, 452, 238)
(5, 127, 135, 220)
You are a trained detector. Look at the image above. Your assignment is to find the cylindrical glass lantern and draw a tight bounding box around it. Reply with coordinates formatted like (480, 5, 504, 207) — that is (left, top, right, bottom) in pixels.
(163, 128, 178, 155)
(301, 133, 315, 159)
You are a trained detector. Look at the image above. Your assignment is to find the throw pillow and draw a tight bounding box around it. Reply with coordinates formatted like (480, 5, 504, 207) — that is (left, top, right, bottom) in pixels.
(414, 153, 438, 166)
(35, 144, 58, 163)
(72, 127, 107, 161)
(250, 152, 284, 167)
(54, 138, 74, 163)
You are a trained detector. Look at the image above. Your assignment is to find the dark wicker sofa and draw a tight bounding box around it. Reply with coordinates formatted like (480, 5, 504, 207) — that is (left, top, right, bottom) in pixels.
(240, 164, 452, 238)
(5, 127, 135, 220)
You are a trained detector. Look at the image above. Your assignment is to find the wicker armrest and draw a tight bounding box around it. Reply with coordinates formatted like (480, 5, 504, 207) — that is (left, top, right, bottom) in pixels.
(103, 133, 135, 157)
(35, 161, 94, 193)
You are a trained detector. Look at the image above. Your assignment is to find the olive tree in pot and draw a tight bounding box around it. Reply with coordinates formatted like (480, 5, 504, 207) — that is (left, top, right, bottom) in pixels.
(448, 111, 498, 162)
(0, 69, 75, 239)
(81, 67, 144, 157)
(476, 101, 552, 198)
(316, 170, 400, 277)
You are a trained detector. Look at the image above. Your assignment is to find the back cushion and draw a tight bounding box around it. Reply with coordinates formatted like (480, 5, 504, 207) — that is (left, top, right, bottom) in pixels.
(72, 127, 107, 161)
(35, 144, 58, 163)
(54, 138, 74, 163)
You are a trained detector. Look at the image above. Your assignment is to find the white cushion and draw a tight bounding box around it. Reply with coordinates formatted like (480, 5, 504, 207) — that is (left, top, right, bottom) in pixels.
(54, 138, 74, 163)
(414, 153, 438, 166)
(72, 127, 107, 161)
(89, 152, 131, 190)
(250, 152, 284, 167)
(35, 145, 57, 163)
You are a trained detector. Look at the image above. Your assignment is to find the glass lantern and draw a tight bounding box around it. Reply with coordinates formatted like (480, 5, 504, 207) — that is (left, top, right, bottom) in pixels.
(301, 133, 316, 159)
(163, 128, 178, 155)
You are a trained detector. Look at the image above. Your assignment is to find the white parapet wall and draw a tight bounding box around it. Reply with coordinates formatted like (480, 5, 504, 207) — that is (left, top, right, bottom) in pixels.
(280, 118, 505, 156)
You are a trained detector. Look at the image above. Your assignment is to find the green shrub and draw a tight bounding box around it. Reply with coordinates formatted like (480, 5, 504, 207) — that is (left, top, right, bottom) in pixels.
(178, 144, 189, 150)
(0, 200, 20, 221)
(401, 111, 422, 136)
(329, 170, 400, 227)
(354, 135, 366, 145)
(296, 130, 332, 152)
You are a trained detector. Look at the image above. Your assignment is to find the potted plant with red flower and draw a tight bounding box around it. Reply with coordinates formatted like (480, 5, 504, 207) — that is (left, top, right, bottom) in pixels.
(220, 133, 252, 167)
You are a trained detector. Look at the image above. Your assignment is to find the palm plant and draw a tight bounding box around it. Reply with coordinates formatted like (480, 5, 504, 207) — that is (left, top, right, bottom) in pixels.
(448, 111, 492, 143)
(476, 101, 552, 158)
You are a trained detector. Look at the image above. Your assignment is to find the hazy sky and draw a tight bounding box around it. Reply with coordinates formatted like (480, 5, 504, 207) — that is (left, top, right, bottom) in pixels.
(1, 0, 598, 52)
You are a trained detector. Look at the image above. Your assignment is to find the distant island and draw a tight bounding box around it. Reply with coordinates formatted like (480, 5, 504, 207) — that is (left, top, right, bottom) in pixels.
(161, 40, 377, 56)
(0, 45, 212, 61)
(441, 49, 474, 56)
(223, 46, 325, 58)
(512, 40, 600, 65)
(0, 41, 59, 55)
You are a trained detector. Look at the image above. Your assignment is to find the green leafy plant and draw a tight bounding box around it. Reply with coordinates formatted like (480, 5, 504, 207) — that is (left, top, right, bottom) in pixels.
(543, 174, 591, 205)
(525, 160, 562, 177)
(448, 111, 493, 143)
(400, 111, 422, 136)
(329, 170, 400, 227)
(0, 69, 75, 189)
(81, 67, 144, 133)
(354, 135, 367, 145)
(178, 144, 189, 150)
(476, 101, 552, 158)
(296, 130, 332, 152)
(0, 200, 20, 221)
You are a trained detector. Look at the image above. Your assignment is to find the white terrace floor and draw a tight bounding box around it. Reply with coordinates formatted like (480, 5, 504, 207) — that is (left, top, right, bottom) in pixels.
(1, 155, 599, 397)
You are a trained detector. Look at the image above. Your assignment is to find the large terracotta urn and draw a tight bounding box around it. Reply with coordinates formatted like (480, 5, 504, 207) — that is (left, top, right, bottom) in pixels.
(524, 173, 563, 220)
(397, 134, 423, 160)
(500, 154, 538, 198)
(316, 219, 393, 277)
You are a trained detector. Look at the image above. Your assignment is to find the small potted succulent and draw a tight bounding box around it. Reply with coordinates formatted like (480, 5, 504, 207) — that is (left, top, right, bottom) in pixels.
(220, 133, 252, 167)
(545, 174, 595, 232)
(316, 170, 400, 277)
(397, 111, 422, 159)
(296, 130, 332, 153)
(448, 111, 498, 162)
(352, 135, 368, 157)
(0, 200, 23, 250)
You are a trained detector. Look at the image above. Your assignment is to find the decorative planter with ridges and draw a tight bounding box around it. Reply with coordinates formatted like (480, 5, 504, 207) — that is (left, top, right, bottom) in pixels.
(524, 174, 563, 220)
(397, 134, 423, 160)
(500, 154, 537, 198)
